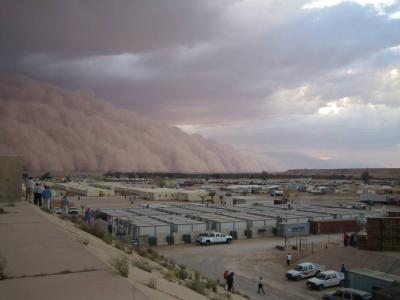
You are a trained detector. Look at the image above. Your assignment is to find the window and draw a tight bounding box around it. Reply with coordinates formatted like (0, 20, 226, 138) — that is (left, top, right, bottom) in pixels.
(332, 274, 337, 278)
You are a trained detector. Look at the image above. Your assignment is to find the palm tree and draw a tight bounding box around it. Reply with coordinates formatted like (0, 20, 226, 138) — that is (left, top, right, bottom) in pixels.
(209, 191, 216, 203)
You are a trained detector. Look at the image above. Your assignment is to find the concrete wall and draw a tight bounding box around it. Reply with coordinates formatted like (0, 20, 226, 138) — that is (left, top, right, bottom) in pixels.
(0, 156, 22, 202)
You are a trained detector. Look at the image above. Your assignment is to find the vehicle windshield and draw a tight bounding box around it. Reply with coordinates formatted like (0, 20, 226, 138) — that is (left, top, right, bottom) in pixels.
(199, 233, 209, 237)
(294, 265, 304, 271)
(316, 273, 326, 279)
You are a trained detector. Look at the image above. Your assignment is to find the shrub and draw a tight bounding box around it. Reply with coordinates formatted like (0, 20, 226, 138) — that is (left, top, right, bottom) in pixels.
(205, 278, 218, 292)
(164, 270, 176, 281)
(186, 280, 207, 295)
(183, 234, 191, 244)
(102, 233, 113, 244)
(177, 268, 189, 280)
(133, 259, 152, 272)
(135, 247, 147, 257)
(194, 271, 201, 281)
(110, 256, 129, 278)
(0, 255, 6, 280)
(229, 230, 238, 240)
(0, 208, 6, 214)
(166, 235, 174, 245)
(147, 278, 157, 289)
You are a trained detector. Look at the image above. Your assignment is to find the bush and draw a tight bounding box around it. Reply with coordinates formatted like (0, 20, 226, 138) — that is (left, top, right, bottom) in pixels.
(0, 255, 6, 280)
(205, 278, 218, 292)
(135, 247, 147, 257)
(186, 280, 207, 295)
(146, 248, 159, 260)
(110, 256, 129, 278)
(244, 229, 252, 239)
(194, 271, 201, 281)
(40, 207, 51, 214)
(177, 268, 189, 280)
(229, 230, 238, 240)
(133, 259, 152, 272)
(258, 228, 266, 234)
(0, 208, 6, 214)
(102, 233, 113, 245)
(147, 278, 157, 289)
(164, 269, 176, 281)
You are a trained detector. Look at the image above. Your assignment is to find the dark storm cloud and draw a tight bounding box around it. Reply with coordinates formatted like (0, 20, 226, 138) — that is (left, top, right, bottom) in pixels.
(0, 0, 230, 58)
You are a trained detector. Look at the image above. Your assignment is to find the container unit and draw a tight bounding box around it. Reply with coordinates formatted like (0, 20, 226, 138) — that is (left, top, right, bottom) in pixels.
(276, 222, 310, 237)
(191, 213, 248, 239)
(347, 268, 400, 293)
(177, 190, 209, 202)
(150, 214, 207, 244)
(310, 219, 359, 234)
(246, 209, 309, 224)
(116, 215, 171, 246)
(215, 211, 275, 237)
(184, 205, 226, 214)
(126, 208, 168, 216)
(154, 207, 199, 216)
(365, 217, 400, 251)
(388, 211, 400, 217)
(270, 209, 334, 221)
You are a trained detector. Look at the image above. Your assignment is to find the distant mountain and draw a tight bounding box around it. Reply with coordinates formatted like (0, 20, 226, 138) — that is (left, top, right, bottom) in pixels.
(0, 76, 272, 173)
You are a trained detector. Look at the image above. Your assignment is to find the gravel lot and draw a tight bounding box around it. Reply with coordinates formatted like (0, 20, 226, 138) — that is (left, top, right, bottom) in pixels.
(158, 234, 343, 300)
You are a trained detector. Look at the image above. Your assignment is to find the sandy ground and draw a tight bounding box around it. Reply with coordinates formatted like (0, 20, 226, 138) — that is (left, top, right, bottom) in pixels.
(157, 233, 400, 300)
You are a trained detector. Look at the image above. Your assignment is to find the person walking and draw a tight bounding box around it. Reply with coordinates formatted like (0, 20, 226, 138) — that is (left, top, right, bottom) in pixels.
(341, 264, 347, 274)
(227, 272, 234, 292)
(344, 233, 349, 247)
(287, 253, 292, 266)
(257, 277, 266, 294)
(42, 186, 52, 210)
(223, 270, 229, 290)
(84, 208, 91, 224)
(61, 194, 69, 215)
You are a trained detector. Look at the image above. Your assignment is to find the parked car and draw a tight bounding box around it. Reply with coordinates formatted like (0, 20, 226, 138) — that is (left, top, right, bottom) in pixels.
(307, 270, 345, 290)
(286, 262, 325, 280)
(322, 288, 372, 300)
(196, 232, 232, 245)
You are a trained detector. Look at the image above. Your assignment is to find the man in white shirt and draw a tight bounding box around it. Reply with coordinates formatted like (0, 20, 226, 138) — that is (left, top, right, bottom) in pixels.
(287, 253, 292, 266)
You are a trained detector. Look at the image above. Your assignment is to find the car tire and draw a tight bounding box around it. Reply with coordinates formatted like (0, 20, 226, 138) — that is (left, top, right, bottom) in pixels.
(296, 275, 301, 281)
(206, 240, 210, 246)
(226, 238, 232, 244)
(318, 285, 324, 290)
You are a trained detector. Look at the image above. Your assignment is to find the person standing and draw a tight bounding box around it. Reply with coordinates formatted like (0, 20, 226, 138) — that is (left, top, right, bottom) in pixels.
(42, 186, 52, 210)
(107, 216, 113, 234)
(33, 183, 41, 205)
(61, 194, 69, 215)
(344, 233, 348, 247)
(287, 253, 292, 266)
(37, 183, 44, 207)
(84, 208, 91, 224)
(257, 277, 266, 294)
(223, 270, 229, 290)
(227, 272, 234, 292)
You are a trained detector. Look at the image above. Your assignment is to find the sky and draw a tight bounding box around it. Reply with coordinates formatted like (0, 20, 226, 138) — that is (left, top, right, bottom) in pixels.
(1, 0, 400, 170)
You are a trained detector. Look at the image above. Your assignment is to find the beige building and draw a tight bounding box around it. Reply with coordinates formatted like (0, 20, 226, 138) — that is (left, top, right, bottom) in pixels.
(0, 156, 22, 202)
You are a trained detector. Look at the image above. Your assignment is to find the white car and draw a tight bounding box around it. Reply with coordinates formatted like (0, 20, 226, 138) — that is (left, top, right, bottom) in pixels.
(307, 270, 344, 290)
(286, 262, 325, 280)
(196, 232, 232, 245)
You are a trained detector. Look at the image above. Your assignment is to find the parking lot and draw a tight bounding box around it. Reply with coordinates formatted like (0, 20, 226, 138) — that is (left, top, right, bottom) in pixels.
(158, 234, 343, 300)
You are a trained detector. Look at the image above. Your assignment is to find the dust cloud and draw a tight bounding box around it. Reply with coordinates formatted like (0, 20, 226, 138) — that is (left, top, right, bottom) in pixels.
(0, 76, 272, 172)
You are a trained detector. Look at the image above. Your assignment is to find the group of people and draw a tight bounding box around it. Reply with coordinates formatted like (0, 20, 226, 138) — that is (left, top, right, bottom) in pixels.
(25, 177, 53, 209)
(25, 176, 69, 214)
(223, 270, 266, 295)
(343, 232, 357, 247)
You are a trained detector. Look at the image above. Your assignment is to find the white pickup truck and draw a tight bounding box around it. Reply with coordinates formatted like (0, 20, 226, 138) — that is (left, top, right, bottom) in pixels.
(285, 262, 325, 280)
(307, 270, 345, 290)
(196, 232, 233, 245)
